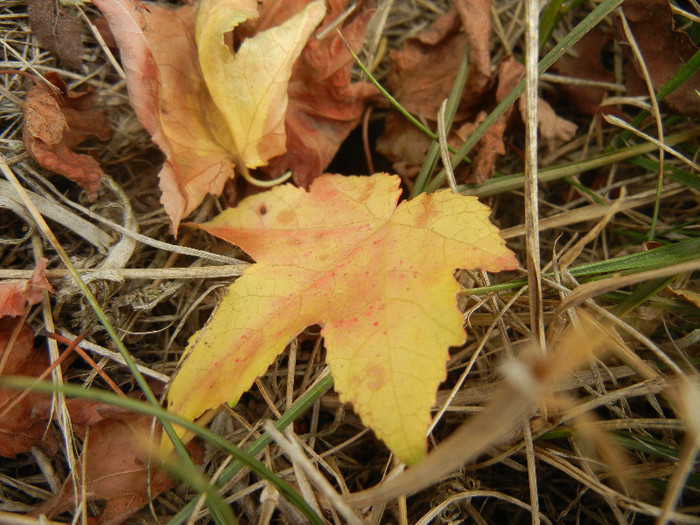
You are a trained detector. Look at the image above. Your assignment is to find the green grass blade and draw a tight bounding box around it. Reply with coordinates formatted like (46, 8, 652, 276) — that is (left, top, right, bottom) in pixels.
(630, 155, 700, 192)
(425, 0, 625, 193)
(340, 36, 440, 144)
(458, 127, 700, 197)
(611, 277, 676, 316)
(412, 46, 470, 198)
(0, 377, 327, 525)
(0, 160, 219, 520)
(539, 0, 565, 50)
(168, 373, 335, 525)
(464, 236, 700, 295)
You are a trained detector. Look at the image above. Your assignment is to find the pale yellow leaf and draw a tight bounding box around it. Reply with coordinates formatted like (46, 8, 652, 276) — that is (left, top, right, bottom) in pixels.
(196, 0, 326, 168)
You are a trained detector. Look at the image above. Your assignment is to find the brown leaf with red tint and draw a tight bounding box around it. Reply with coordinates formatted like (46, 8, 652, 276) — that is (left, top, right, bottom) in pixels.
(28, 0, 84, 70)
(0, 257, 53, 318)
(22, 77, 111, 200)
(250, 0, 377, 187)
(619, 0, 700, 117)
(33, 417, 201, 525)
(0, 318, 54, 458)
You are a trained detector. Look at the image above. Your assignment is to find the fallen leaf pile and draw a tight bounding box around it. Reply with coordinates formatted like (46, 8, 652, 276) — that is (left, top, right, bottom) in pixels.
(376, 0, 578, 184)
(168, 174, 518, 464)
(94, 0, 376, 231)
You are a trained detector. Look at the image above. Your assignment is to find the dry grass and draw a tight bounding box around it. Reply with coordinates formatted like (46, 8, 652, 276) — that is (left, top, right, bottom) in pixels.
(1, 0, 699, 524)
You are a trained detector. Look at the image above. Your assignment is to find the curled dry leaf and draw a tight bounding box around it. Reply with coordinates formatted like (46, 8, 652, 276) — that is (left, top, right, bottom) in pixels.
(453, 0, 493, 95)
(0, 257, 53, 318)
(167, 174, 517, 464)
(456, 111, 506, 185)
(511, 59, 578, 151)
(196, 0, 326, 170)
(22, 76, 111, 201)
(93, 0, 234, 232)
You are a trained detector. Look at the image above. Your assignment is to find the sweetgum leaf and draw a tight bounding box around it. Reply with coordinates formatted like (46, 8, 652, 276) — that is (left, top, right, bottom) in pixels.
(167, 174, 517, 464)
(93, 0, 325, 231)
(92, 0, 233, 231)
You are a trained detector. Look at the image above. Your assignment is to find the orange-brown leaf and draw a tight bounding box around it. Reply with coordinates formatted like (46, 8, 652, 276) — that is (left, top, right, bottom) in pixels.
(168, 174, 517, 464)
(92, 0, 236, 231)
(22, 80, 110, 201)
(33, 417, 202, 525)
(0, 257, 53, 318)
(94, 0, 326, 231)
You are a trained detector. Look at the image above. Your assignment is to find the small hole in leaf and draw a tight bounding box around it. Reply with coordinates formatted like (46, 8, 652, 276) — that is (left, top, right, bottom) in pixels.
(258, 205, 267, 215)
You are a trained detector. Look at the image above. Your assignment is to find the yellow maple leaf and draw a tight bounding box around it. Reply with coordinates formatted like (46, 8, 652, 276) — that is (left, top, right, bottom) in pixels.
(167, 174, 518, 464)
(93, 0, 325, 231)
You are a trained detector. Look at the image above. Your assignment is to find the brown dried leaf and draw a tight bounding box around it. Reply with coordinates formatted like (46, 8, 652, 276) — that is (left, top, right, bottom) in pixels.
(22, 78, 111, 200)
(457, 57, 523, 183)
(508, 60, 578, 151)
(376, 113, 432, 173)
(552, 27, 617, 116)
(32, 418, 188, 525)
(385, 10, 466, 119)
(668, 287, 700, 308)
(28, 0, 84, 70)
(456, 111, 506, 184)
(453, 0, 493, 95)
(619, 0, 700, 117)
(532, 98, 579, 150)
